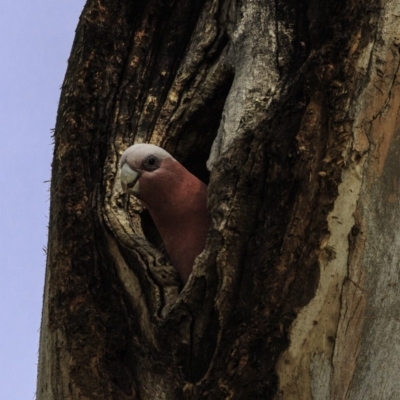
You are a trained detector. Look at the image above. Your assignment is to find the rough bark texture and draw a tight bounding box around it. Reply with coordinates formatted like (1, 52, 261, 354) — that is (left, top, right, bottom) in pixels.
(37, 0, 400, 399)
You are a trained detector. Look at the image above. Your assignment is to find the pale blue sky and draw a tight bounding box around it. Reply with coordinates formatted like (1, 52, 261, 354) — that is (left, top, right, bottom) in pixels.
(0, 1, 85, 398)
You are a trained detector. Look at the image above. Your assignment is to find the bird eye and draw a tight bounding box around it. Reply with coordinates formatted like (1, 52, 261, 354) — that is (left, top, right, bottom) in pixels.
(142, 155, 160, 171)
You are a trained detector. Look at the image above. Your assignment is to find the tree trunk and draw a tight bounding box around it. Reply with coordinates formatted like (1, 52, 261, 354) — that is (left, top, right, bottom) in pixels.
(37, 0, 400, 399)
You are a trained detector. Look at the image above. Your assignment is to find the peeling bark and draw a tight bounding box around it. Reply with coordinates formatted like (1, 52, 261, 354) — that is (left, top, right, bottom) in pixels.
(37, 0, 400, 399)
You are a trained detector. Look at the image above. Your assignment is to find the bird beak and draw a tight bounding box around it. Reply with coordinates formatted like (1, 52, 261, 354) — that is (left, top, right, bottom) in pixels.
(120, 163, 141, 196)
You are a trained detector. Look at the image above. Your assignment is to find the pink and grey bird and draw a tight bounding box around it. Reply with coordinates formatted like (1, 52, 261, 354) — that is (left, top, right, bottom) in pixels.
(120, 144, 210, 284)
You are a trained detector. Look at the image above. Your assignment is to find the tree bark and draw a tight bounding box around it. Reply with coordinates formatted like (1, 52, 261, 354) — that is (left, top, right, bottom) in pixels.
(37, 0, 400, 399)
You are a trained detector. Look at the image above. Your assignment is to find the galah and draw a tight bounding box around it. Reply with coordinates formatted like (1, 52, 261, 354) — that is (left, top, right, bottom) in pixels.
(120, 144, 210, 284)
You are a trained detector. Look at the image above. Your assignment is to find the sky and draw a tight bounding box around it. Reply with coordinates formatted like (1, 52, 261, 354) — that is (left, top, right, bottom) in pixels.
(0, 1, 85, 398)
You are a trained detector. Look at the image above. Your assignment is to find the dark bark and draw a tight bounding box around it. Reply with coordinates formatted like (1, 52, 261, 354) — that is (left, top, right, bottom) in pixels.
(37, 0, 400, 399)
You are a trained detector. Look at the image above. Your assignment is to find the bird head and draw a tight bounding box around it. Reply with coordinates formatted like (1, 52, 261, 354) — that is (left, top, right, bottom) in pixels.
(120, 144, 174, 198)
